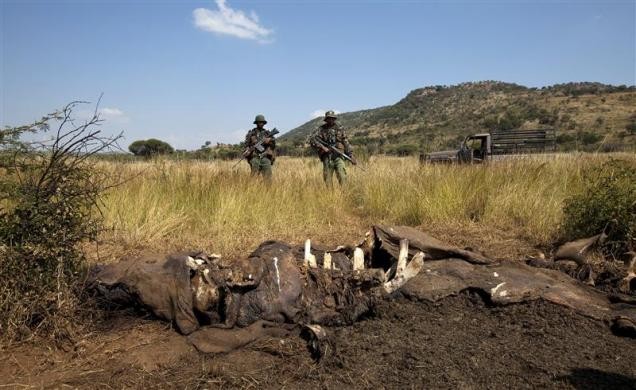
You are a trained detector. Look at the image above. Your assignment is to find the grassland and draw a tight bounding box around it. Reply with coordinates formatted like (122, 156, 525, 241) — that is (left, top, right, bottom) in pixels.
(97, 153, 635, 261)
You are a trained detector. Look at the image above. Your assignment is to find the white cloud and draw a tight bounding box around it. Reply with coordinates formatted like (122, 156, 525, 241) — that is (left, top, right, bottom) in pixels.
(100, 107, 124, 118)
(193, 0, 273, 43)
(75, 106, 128, 123)
(99, 107, 129, 123)
(310, 109, 340, 119)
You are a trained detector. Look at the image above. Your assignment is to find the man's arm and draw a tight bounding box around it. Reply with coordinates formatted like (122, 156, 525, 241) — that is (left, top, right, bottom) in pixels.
(339, 128, 356, 164)
(242, 130, 256, 158)
(263, 130, 276, 148)
(309, 130, 330, 154)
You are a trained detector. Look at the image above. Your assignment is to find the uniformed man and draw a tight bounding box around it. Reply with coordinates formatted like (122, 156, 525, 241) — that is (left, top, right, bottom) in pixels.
(309, 110, 356, 186)
(243, 114, 276, 180)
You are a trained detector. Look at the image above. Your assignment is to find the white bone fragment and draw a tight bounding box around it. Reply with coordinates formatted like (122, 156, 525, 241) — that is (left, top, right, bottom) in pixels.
(308, 253, 317, 269)
(273, 257, 281, 293)
(304, 239, 312, 267)
(185, 256, 199, 270)
(397, 239, 408, 275)
(383, 251, 425, 294)
(353, 247, 365, 270)
(323, 252, 332, 270)
(491, 282, 506, 295)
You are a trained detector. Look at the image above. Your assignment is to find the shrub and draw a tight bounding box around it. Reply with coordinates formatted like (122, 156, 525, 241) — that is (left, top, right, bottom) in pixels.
(129, 138, 174, 156)
(556, 133, 575, 144)
(579, 131, 602, 145)
(0, 101, 121, 340)
(387, 143, 419, 156)
(562, 159, 636, 257)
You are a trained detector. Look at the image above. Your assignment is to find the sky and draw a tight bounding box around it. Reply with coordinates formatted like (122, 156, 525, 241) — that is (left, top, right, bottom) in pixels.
(1, 0, 635, 149)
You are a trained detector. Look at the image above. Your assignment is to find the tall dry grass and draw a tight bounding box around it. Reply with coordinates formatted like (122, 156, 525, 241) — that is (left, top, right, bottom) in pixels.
(98, 153, 634, 258)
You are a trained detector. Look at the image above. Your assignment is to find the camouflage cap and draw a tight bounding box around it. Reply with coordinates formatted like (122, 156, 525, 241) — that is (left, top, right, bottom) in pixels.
(253, 114, 267, 124)
(324, 110, 337, 120)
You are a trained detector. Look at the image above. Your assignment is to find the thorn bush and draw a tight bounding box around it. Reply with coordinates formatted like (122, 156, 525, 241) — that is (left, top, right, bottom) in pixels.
(562, 159, 636, 257)
(0, 101, 121, 340)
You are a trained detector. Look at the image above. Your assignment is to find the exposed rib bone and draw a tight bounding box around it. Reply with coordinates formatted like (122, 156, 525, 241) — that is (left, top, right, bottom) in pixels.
(353, 247, 365, 270)
(383, 251, 425, 294)
(386, 239, 409, 280)
(308, 254, 317, 268)
(323, 252, 332, 270)
(304, 239, 317, 268)
(186, 256, 203, 270)
(304, 239, 311, 260)
(397, 239, 408, 275)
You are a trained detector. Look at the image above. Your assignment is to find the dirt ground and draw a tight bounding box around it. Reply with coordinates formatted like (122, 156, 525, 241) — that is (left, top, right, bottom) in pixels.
(1, 291, 634, 389)
(2, 224, 634, 389)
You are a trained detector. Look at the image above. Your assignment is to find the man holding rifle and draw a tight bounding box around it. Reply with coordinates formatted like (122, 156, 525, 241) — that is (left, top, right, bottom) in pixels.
(309, 110, 357, 187)
(243, 114, 277, 180)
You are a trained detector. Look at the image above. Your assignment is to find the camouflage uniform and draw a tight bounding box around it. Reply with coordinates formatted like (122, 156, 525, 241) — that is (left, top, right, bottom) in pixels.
(244, 116, 276, 180)
(309, 117, 353, 186)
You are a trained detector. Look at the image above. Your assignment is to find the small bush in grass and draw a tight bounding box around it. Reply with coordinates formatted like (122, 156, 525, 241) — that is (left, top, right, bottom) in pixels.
(562, 159, 636, 257)
(0, 101, 121, 340)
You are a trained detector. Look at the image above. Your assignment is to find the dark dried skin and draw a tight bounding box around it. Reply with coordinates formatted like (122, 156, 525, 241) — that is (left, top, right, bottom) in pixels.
(221, 241, 304, 328)
(88, 225, 636, 357)
(89, 251, 202, 335)
(298, 267, 385, 326)
(212, 241, 384, 329)
(368, 225, 493, 268)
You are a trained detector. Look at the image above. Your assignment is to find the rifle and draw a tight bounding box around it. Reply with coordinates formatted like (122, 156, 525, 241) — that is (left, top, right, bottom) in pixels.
(313, 137, 366, 171)
(232, 128, 279, 169)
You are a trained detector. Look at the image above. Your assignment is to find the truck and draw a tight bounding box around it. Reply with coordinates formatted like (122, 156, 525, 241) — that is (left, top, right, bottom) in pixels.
(420, 128, 557, 164)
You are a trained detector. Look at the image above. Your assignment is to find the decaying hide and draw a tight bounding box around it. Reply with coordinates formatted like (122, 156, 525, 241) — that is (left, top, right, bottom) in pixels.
(89, 252, 201, 335)
(364, 225, 493, 267)
(400, 260, 636, 336)
(88, 225, 636, 355)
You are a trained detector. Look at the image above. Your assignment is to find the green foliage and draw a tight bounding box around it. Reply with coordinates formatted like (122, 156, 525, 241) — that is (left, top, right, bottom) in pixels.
(562, 160, 636, 256)
(129, 138, 174, 156)
(496, 110, 524, 131)
(556, 133, 576, 144)
(0, 102, 120, 340)
(386, 143, 419, 156)
(579, 131, 602, 145)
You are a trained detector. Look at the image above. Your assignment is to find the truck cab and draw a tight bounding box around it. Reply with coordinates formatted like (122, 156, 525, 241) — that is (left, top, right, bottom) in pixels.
(459, 133, 492, 163)
(421, 133, 492, 164)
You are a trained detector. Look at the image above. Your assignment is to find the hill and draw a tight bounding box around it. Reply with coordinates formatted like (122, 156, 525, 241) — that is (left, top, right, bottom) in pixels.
(278, 81, 636, 155)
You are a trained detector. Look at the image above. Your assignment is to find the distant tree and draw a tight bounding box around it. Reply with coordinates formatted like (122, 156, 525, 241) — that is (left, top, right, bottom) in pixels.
(128, 138, 174, 156)
(579, 131, 602, 145)
(496, 110, 524, 131)
(388, 143, 418, 156)
(556, 133, 576, 144)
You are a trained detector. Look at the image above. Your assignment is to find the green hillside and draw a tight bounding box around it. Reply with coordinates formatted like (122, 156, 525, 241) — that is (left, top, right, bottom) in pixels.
(278, 81, 636, 156)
